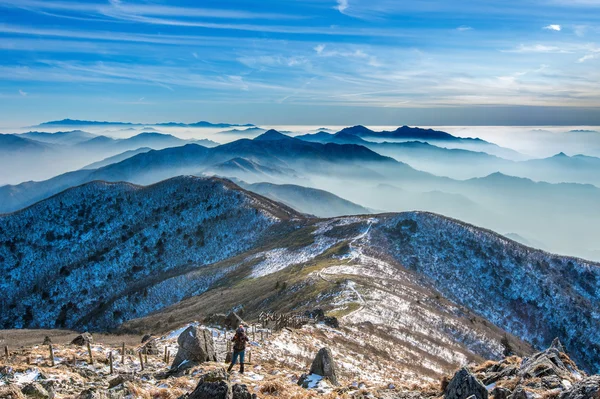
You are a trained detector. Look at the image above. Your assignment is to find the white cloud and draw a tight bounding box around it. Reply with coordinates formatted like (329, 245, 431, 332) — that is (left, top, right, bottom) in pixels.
(457, 26, 473, 31)
(336, 0, 349, 13)
(543, 24, 562, 31)
(505, 44, 571, 53)
(314, 44, 326, 54)
(19, 89, 27, 96)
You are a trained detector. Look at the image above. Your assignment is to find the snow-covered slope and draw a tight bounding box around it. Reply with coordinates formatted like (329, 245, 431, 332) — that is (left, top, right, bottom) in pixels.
(0, 176, 300, 331)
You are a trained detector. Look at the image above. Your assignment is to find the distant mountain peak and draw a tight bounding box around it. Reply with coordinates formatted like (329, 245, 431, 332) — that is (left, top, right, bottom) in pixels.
(553, 152, 569, 158)
(338, 125, 375, 135)
(254, 129, 291, 141)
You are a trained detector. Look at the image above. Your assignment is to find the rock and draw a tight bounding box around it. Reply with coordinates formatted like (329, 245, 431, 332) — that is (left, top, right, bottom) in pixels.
(42, 336, 52, 345)
(141, 338, 160, 355)
(187, 381, 232, 399)
(304, 309, 339, 328)
(444, 367, 488, 399)
(509, 387, 530, 399)
(141, 334, 153, 343)
(108, 375, 135, 389)
(232, 384, 257, 399)
(171, 325, 217, 370)
(71, 332, 93, 346)
(519, 346, 573, 380)
(490, 387, 511, 399)
(77, 389, 108, 399)
(558, 375, 600, 399)
(21, 383, 49, 399)
(224, 312, 246, 330)
(199, 368, 229, 383)
(550, 338, 566, 354)
(0, 384, 26, 399)
(309, 347, 338, 386)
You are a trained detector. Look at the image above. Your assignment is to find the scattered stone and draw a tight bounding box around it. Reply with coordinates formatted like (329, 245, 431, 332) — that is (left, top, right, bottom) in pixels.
(232, 384, 257, 399)
(444, 367, 488, 399)
(77, 388, 108, 399)
(21, 383, 49, 399)
(187, 380, 232, 399)
(108, 375, 135, 389)
(559, 375, 600, 399)
(309, 347, 338, 386)
(171, 326, 217, 370)
(71, 333, 93, 346)
(510, 387, 530, 399)
(304, 308, 339, 328)
(42, 336, 52, 345)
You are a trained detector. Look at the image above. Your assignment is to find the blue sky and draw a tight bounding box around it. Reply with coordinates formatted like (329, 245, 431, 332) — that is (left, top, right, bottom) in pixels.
(2, 0, 600, 126)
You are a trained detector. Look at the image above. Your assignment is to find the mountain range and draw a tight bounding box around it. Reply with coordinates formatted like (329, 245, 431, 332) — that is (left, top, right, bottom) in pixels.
(36, 119, 254, 128)
(1, 176, 598, 374)
(1, 129, 599, 260)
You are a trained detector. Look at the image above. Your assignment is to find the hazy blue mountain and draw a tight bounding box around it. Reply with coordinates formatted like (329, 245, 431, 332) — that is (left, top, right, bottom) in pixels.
(18, 130, 97, 145)
(336, 125, 527, 160)
(205, 157, 298, 183)
(36, 119, 254, 128)
(217, 127, 267, 135)
(81, 147, 153, 170)
(241, 181, 371, 217)
(0, 134, 53, 152)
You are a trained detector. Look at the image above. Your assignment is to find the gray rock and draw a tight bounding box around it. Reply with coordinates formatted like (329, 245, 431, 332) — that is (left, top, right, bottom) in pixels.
(444, 367, 488, 399)
(558, 375, 600, 399)
(108, 375, 135, 389)
(309, 347, 338, 386)
(141, 334, 153, 343)
(21, 383, 49, 399)
(199, 368, 229, 383)
(77, 389, 108, 399)
(519, 347, 572, 380)
(187, 381, 232, 399)
(550, 338, 566, 354)
(490, 387, 511, 399)
(71, 332, 93, 346)
(171, 326, 217, 370)
(509, 387, 531, 399)
(0, 384, 25, 399)
(232, 384, 257, 399)
(141, 338, 160, 355)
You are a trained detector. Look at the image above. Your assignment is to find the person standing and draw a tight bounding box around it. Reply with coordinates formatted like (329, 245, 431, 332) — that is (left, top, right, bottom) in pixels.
(227, 325, 249, 374)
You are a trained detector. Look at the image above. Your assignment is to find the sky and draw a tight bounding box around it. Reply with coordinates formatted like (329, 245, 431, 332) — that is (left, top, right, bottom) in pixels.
(2, 0, 600, 126)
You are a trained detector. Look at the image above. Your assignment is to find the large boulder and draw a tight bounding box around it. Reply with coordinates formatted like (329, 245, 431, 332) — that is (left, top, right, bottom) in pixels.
(71, 332, 93, 346)
(559, 375, 600, 399)
(141, 338, 160, 355)
(519, 344, 574, 380)
(444, 367, 488, 399)
(171, 326, 217, 370)
(309, 347, 338, 386)
(0, 385, 25, 399)
(187, 381, 232, 399)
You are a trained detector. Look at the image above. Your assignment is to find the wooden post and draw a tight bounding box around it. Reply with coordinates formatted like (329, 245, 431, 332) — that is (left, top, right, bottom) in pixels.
(49, 344, 55, 367)
(261, 330, 263, 341)
(252, 325, 255, 341)
(109, 351, 113, 375)
(4, 346, 8, 359)
(166, 350, 170, 365)
(138, 351, 144, 371)
(87, 341, 93, 365)
(163, 346, 167, 363)
(144, 347, 148, 365)
(248, 350, 252, 364)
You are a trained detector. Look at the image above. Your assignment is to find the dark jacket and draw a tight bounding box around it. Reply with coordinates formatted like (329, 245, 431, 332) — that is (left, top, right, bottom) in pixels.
(232, 330, 249, 352)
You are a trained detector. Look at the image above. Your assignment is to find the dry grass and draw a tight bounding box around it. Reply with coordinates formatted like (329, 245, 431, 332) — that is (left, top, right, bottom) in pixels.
(473, 360, 498, 373)
(497, 377, 521, 391)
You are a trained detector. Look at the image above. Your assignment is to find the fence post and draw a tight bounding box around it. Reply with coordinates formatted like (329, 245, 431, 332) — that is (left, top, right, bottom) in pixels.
(166, 350, 170, 365)
(139, 351, 144, 371)
(87, 341, 93, 365)
(164, 346, 167, 363)
(49, 344, 55, 367)
(4, 346, 8, 360)
(109, 351, 113, 375)
(144, 347, 148, 365)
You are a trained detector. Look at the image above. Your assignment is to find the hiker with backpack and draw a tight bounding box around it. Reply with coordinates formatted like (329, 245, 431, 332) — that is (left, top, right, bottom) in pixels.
(227, 325, 249, 374)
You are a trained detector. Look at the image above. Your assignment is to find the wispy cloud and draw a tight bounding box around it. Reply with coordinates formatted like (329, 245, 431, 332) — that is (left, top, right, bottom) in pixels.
(457, 26, 473, 31)
(19, 89, 27, 96)
(543, 24, 562, 31)
(336, 0, 349, 13)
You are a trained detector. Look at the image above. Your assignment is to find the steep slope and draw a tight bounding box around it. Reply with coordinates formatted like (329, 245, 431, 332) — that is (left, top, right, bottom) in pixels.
(0, 134, 52, 152)
(204, 157, 297, 183)
(241, 181, 371, 217)
(0, 176, 301, 330)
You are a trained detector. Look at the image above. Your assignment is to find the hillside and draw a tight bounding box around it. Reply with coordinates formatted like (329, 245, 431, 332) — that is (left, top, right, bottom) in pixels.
(1, 177, 599, 375)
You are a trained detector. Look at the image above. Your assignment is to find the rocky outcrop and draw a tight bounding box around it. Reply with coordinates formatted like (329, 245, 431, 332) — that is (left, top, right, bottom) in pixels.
(141, 338, 160, 355)
(232, 384, 256, 399)
(307, 347, 338, 386)
(559, 375, 600, 399)
(0, 384, 25, 399)
(204, 312, 247, 330)
(187, 381, 231, 399)
(71, 333, 93, 346)
(171, 326, 217, 370)
(444, 367, 488, 399)
(304, 309, 339, 328)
